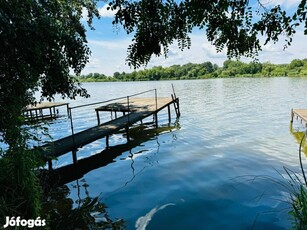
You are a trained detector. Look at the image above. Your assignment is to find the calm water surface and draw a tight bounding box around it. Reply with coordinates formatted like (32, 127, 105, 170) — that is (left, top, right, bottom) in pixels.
(45, 78, 307, 229)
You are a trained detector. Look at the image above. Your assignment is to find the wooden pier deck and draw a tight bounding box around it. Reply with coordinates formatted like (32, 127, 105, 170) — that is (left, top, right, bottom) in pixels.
(291, 109, 307, 127)
(95, 97, 178, 124)
(25, 102, 69, 121)
(40, 96, 179, 168)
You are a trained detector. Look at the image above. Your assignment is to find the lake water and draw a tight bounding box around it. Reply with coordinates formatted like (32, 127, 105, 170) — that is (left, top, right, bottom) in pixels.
(44, 78, 307, 229)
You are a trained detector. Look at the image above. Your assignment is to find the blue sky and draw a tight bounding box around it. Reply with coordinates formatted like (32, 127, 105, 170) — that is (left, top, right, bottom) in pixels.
(82, 0, 306, 76)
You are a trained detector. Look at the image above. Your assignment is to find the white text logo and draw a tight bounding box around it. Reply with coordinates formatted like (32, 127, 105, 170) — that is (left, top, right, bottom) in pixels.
(3, 216, 46, 228)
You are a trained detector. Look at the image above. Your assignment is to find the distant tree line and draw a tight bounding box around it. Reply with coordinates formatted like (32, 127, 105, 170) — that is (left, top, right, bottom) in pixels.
(77, 59, 307, 82)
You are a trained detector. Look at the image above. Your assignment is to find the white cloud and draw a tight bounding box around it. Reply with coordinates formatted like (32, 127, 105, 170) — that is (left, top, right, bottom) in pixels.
(81, 4, 116, 22)
(82, 29, 307, 76)
(148, 34, 227, 68)
(84, 57, 101, 72)
(201, 42, 226, 59)
(99, 4, 117, 18)
(81, 8, 89, 22)
(88, 39, 129, 50)
(259, 30, 307, 63)
(82, 37, 133, 75)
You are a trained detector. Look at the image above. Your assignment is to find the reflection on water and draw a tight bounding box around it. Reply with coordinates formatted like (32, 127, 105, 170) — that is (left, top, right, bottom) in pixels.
(42, 182, 125, 229)
(41, 123, 179, 229)
(43, 123, 179, 187)
(42, 78, 307, 229)
(289, 124, 307, 156)
(135, 203, 175, 230)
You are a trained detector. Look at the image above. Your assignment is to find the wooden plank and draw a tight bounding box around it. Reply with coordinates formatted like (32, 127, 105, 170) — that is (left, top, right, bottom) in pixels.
(95, 97, 172, 112)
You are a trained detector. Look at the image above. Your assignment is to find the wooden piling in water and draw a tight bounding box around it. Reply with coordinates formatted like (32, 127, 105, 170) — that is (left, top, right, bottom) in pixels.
(168, 105, 171, 123)
(106, 135, 110, 148)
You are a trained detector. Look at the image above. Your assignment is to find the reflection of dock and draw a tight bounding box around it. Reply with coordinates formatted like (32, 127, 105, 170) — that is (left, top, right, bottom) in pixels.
(291, 109, 307, 127)
(289, 124, 307, 156)
(290, 108, 307, 156)
(40, 89, 180, 169)
(43, 124, 178, 187)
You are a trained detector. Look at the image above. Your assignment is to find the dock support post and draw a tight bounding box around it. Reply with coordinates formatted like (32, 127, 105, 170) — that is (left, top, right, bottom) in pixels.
(49, 107, 52, 119)
(72, 150, 77, 164)
(126, 126, 130, 142)
(154, 113, 158, 127)
(106, 135, 109, 148)
(176, 98, 180, 117)
(48, 160, 53, 171)
(167, 105, 171, 123)
(155, 89, 158, 112)
(126, 96, 130, 142)
(96, 110, 100, 125)
(291, 109, 294, 123)
(35, 109, 38, 120)
(69, 107, 77, 164)
(66, 104, 70, 118)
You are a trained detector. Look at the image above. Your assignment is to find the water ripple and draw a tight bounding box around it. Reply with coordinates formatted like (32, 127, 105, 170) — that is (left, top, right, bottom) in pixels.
(44, 78, 307, 229)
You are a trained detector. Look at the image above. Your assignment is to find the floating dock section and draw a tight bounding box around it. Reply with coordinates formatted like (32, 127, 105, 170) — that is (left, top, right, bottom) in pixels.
(25, 102, 69, 121)
(40, 89, 180, 170)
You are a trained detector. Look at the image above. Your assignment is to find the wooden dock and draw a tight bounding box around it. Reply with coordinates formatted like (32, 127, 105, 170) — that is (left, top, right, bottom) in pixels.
(291, 109, 307, 127)
(95, 97, 179, 125)
(25, 102, 69, 121)
(40, 96, 180, 169)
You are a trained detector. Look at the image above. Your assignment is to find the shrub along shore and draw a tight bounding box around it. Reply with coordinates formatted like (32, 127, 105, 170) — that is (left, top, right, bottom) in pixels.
(77, 59, 307, 82)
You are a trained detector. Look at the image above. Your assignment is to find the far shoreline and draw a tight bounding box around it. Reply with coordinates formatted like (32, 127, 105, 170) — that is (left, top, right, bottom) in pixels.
(77, 59, 307, 82)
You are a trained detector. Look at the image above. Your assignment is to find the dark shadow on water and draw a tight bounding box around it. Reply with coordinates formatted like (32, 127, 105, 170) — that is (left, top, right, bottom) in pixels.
(40, 122, 179, 229)
(41, 122, 179, 187)
(41, 182, 125, 229)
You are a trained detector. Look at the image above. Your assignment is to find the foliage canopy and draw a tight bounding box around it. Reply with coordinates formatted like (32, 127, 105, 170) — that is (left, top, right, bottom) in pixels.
(0, 0, 100, 143)
(0, 0, 100, 220)
(108, 0, 307, 68)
